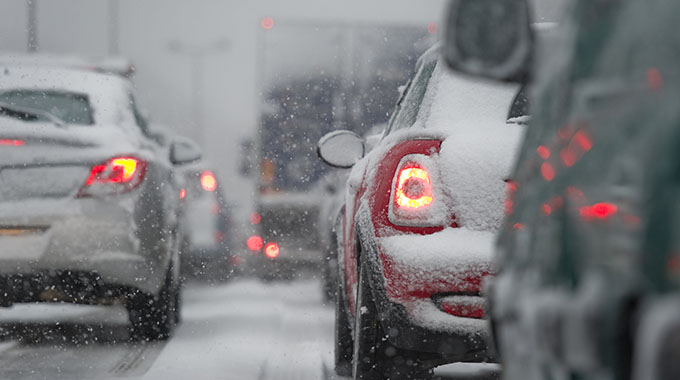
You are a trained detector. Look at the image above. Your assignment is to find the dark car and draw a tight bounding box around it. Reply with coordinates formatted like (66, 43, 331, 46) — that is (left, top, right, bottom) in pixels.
(444, 0, 680, 379)
(318, 45, 527, 380)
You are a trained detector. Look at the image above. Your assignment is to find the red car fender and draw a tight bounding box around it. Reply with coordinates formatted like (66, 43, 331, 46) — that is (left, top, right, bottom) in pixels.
(343, 138, 448, 317)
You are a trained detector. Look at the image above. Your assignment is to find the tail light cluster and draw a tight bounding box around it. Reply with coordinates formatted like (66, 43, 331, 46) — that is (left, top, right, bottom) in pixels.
(201, 171, 217, 192)
(264, 242, 280, 258)
(79, 156, 146, 197)
(388, 154, 449, 227)
(247, 213, 280, 259)
(0, 139, 25, 146)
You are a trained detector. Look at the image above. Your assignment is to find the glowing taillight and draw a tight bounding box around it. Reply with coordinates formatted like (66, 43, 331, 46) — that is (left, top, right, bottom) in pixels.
(86, 157, 140, 185)
(0, 139, 24, 146)
(388, 155, 449, 227)
(580, 202, 618, 221)
(179, 188, 186, 199)
(201, 171, 217, 192)
(247, 235, 263, 251)
(394, 166, 434, 209)
(79, 156, 146, 197)
(250, 212, 262, 225)
(264, 242, 280, 259)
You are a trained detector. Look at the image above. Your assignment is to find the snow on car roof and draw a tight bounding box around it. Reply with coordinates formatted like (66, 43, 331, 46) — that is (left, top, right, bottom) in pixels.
(0, 52, 135, 77)
(0, 65, 134, 126)
(421, 60, 525, 232)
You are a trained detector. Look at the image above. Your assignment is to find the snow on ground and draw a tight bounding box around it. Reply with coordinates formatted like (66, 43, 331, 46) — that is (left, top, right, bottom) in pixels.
(0, 276, 497, 380)
(0, 277, 334, 380)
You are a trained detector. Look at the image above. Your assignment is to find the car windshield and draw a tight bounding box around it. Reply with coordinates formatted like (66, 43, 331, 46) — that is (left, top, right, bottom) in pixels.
(0, 90, 93, 125)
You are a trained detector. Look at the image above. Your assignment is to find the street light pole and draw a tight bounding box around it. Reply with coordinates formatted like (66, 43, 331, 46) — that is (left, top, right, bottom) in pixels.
(108, 0, 120, 55)
(191, 54, 204, 144)
(27, 0, 38, 52)
(167, 39, 229, 147)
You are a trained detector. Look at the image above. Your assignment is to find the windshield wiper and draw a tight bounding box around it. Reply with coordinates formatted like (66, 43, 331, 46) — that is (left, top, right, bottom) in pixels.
(0, 102, 66, 127)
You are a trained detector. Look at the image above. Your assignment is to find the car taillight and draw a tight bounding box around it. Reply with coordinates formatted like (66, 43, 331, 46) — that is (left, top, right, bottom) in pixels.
(394, 166, 433, 209)
(78, 156, 146, 197)
(264, 242, 280, 259)
(247, 235, 263, 251)
(201, 171, 217, 191)
(388, 154, 448, 227)
(0, 139, 24, 146)
(580, 202, 618, 221)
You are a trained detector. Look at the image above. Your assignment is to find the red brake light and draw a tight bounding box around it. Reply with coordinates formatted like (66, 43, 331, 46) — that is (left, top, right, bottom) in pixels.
(264, 242, 280, 259)
(179, 188, 186, 199)
(86, 157, 140, 185)
(580, 202, 618, 221)
(388, 154, 449, 228)
(247, 235, 263, 251)
(0, 139, 24, 146)
(394, 166, 433, 209)
(250, 212, 262, 225)
(79, 156, 146, 197)
(201, 171, 217, 192)
(260, 17, 274, 30)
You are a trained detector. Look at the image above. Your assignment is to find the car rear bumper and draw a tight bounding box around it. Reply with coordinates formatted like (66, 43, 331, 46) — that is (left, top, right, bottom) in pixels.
(359, 221, 496, 362)
(0, 198, 163, 298)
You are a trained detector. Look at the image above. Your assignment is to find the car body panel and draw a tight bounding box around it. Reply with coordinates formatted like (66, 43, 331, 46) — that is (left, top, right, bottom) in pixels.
(0, 66, 182, 304)
(488, 1, 680, 379)
(336, 45, 524, 363)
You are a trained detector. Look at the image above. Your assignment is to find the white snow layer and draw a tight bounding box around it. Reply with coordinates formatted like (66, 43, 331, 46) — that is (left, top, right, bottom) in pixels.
(423, 63, 525, 232)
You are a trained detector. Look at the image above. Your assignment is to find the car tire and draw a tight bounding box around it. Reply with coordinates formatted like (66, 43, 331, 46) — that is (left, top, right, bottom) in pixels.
(352, 263, 433, 380)
(335, 273, 353, 377)
(127, 268, 178, 342)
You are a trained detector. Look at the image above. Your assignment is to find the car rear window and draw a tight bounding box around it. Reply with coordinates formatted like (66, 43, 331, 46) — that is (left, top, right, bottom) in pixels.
(385, 59, 437, 134)
(0, 90, 94, 125)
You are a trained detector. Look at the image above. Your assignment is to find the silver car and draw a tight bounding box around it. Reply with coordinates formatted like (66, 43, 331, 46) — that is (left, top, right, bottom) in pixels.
(0, 66, 200, 341)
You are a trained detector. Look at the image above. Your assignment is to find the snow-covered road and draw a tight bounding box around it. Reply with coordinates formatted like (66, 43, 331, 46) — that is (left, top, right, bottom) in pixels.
(0, 277, 498, 380)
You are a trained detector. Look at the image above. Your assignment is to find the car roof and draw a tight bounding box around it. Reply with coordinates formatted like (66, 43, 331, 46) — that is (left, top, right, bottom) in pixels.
(0, 65, 134, 126)
(0, 52, 135, 78)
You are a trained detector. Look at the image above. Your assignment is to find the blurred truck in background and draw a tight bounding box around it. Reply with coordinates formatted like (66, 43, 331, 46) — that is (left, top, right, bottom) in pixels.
(243, 20, 436, 280)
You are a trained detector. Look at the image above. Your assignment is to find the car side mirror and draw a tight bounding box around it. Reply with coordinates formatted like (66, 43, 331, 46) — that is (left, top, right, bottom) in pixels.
(317, 130, 365, 169)
(170, 137, 202, 165)
(443, 0, 534, 83)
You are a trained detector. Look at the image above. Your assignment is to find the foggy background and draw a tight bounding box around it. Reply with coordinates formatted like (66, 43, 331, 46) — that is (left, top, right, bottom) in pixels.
(0, 1, 448, 219)
(0, 0, 565, 221)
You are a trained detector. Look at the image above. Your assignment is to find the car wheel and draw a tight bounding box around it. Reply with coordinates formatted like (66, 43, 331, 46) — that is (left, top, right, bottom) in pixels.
(335, 274, 353, 376)
(352, 263, 432, 380)
(127, 269, 178, 342)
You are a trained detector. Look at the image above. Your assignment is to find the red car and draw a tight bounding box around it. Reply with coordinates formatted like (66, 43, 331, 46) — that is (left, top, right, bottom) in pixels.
(317, 46, 526, 379)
